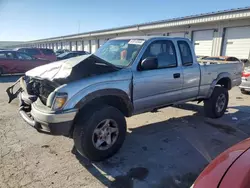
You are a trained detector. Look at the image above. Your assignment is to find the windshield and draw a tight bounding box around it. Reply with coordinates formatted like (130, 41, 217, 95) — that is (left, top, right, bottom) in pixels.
(94, 39, 144, 67)
(58, 52, 70, 58)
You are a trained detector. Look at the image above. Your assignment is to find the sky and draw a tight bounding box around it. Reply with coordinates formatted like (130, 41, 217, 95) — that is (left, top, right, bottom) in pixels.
(0, 0, 250, 41)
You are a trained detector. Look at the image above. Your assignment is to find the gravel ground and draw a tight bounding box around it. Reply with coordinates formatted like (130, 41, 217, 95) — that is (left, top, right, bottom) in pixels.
(1, 76, 250, 188)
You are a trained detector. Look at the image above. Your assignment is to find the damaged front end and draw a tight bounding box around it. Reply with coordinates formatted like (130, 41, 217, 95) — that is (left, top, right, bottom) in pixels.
(6, 76, 60, 130)
(6, 75, 77, 135)
(6, 54, 119, 135)
(6, 76, 58, 105)
(6, 77, 24, 104)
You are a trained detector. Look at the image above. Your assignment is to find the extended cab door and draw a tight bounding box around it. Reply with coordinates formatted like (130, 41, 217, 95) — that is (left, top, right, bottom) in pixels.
(177, 40, 200, 100)
(133, 39, 183, 113)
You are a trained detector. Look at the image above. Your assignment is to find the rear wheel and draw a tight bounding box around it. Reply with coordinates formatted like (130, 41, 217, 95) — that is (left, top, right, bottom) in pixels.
(204, 87, 229, 118)
(73, 105, 127, 161)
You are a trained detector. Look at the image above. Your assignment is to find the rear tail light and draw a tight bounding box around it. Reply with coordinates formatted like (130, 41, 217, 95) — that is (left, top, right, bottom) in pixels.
(242, 72, 250, 77)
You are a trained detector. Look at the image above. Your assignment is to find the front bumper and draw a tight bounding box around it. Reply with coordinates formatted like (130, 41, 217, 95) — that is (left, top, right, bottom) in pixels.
(7, 76, 78, 136)
(239, 79, 250, 91)
(19, 93, 78, 136)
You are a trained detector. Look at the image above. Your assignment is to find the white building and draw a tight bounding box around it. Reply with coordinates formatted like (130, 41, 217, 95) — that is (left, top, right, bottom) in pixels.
(13, 7, 250, 60)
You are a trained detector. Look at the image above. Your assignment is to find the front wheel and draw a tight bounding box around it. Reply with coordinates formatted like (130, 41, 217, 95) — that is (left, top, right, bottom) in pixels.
(73, 105, 127, 161)
(204, 87, 229, 118)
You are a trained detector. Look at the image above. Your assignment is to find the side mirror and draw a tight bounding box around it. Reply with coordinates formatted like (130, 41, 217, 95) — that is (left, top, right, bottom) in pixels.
(140, 57, 158, 70)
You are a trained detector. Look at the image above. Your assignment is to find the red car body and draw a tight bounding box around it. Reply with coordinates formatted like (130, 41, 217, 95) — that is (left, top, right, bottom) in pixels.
(16, 48, 57, 61)
(0, 50, 50, 74)
(193, 138, 250, 188)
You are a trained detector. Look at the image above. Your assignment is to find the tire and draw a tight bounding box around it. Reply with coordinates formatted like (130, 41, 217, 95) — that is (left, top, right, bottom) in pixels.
(73, 105, 127, 161)
(241, 89, 249, 95)
(204, 87, 229, 118)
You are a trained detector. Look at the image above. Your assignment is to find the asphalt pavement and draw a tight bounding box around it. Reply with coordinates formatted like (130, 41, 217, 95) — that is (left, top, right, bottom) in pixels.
(1, 75, 250, 188)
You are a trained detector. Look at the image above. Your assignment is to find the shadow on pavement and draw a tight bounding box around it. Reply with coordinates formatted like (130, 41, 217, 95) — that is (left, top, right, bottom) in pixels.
(0, 75, 22, 83)
(71, 117, 204, 188)
(229, 105, 250, 114)
(172, 103, 204, 114)
(71, 103, 250, 188)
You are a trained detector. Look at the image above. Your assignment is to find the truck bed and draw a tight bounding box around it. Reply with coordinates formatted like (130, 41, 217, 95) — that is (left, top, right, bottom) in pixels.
(198, 61, 243, 98)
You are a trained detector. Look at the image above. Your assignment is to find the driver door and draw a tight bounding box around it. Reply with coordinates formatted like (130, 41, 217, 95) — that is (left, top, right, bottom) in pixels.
(133, 40, 183, 113)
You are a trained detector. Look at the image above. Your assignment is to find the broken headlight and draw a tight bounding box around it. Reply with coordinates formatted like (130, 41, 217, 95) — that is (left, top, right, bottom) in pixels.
(52, 93, 68, 110)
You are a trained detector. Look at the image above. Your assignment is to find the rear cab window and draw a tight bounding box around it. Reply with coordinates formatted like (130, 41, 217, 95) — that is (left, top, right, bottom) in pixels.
(40, 49, 55, 55)
(177, 41, 193, 66)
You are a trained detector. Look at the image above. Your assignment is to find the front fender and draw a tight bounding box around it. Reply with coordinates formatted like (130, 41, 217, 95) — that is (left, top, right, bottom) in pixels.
(63, 79, 132, 110)
(75, 88, 133, 116)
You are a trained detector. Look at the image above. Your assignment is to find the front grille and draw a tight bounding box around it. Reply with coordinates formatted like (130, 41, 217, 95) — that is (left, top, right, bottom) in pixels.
(39, 83, 55, 104)
(31, 79, 56, 105)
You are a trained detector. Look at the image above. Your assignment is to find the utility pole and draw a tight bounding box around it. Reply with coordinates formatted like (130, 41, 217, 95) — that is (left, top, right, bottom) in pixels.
(78, 21, 81, 34)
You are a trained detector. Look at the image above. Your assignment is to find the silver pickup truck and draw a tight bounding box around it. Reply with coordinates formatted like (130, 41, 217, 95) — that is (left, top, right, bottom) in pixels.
(7, 36, 243, 161)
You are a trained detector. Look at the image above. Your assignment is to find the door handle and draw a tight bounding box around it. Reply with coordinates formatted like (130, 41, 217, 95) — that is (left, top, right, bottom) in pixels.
(173, 73, 181, 79)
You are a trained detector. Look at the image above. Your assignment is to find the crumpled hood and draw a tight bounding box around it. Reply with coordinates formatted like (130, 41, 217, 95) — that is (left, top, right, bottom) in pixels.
(26, 54, 91, 80)
(25, 54, 119, 84)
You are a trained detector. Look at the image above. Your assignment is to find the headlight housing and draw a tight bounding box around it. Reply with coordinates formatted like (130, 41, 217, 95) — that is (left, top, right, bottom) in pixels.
(52, 93, 68, 110)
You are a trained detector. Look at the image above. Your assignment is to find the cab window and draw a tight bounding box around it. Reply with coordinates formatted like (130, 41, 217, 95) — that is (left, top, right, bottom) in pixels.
(141, 40, 177, 69)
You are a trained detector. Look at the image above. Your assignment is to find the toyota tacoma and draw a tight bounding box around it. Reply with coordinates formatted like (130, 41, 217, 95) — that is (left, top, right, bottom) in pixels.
(7, 36, 243, 161)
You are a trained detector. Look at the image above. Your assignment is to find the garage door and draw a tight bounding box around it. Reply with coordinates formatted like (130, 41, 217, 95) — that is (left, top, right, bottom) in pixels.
(53, 43, 57, 51)
(71, 42, 77, 51)
(99, 39, 106, 47)
(169, 32, 186, 37)
(77, 41, 83, 51)
(222, 26, 250, 59)
(84, 41, 90, 53)
(57, 42, 62, 49)
(91, 40, 97, 53)
(193, 30, 214, 56)
(63, 42, 70, 50)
